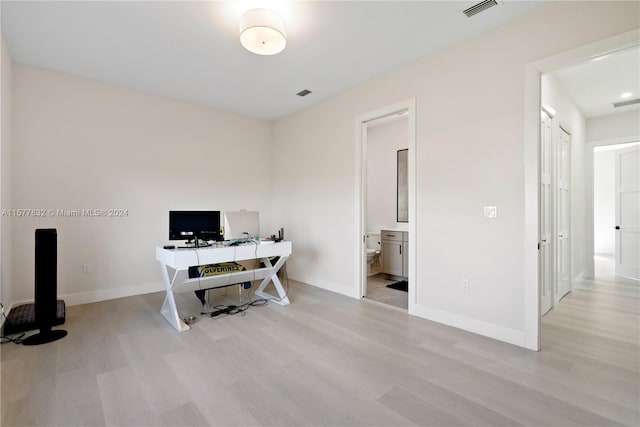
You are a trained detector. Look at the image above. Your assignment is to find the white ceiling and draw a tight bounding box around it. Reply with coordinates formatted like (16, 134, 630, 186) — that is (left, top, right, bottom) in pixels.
(549, 46, 640, 118)
(1, 1, 546, 120)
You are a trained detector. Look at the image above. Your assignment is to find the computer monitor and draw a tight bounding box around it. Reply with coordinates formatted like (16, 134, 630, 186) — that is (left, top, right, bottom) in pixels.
(223, 211, 259, 240)
(169, 211, 222, 242)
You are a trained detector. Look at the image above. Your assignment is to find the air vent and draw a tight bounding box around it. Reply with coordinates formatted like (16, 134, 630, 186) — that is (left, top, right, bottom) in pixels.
(296, 89, 312, 97)
(613, 98, 640, 108)
(463, 0, 499, 17)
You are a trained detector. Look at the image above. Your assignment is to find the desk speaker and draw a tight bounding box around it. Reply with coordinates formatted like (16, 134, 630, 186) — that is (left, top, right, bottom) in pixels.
(21, 229, 67, 345)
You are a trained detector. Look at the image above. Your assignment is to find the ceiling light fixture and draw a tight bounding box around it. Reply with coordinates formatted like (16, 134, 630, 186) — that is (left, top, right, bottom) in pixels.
(620, 92, 633, 99)
(239, 8, 286, 55)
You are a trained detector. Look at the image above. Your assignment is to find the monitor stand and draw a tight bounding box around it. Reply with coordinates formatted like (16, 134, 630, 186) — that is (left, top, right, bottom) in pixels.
(180, 239, 211, 249)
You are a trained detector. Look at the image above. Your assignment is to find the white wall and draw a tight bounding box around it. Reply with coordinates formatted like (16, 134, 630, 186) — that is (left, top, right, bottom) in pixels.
(272, 1, 639, 346)
(366, 117, 408, 234)
(1, 36, 13, 309)
(541, 73, 587, 280)
(593, 150, 615, 255)
(10, 65, 273, 305)
(587, 110, 640, 142)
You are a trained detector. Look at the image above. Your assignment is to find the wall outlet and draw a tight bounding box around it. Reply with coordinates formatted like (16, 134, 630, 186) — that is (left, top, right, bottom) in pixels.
(461, 278, 470, 293)
(83, 263, 92, 273)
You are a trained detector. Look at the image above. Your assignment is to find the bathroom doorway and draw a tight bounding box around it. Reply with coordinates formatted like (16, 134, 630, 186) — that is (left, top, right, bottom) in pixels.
(355, 98, 416, 311)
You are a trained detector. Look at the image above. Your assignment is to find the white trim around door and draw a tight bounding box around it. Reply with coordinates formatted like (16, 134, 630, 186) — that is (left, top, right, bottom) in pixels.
(354, 98, 417, 310)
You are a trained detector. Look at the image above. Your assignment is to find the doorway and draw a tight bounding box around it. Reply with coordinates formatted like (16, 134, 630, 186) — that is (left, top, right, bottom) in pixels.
(363, 114, 409, 309)
(355, 98, 416, 311)
(593, 142, 640, 281)
(523, 29, 639, 350)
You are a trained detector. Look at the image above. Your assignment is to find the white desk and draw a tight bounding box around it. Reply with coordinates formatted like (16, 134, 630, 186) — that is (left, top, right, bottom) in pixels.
(155, 241, 292, 332)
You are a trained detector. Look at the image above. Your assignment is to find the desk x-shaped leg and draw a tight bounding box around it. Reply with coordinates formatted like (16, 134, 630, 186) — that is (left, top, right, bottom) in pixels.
(254, 255, 290, 306)
(159, 263, 190, 332)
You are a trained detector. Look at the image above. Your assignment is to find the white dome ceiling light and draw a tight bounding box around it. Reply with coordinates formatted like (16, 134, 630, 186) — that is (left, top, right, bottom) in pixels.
(239, 8, 286, 55)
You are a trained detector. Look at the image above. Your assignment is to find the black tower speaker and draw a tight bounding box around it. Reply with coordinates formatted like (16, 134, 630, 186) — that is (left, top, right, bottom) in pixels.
(22, 229, 67, 345)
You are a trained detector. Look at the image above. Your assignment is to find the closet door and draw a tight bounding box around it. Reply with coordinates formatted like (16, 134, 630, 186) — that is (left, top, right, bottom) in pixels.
(540, 111, 554, 315)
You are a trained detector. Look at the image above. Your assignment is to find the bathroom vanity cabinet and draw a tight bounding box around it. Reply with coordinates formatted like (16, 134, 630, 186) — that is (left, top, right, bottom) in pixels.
(381, 230, 408, 278)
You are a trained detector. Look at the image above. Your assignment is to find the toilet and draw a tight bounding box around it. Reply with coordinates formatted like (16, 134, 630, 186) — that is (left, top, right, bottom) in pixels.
(366, 233, 381, 276)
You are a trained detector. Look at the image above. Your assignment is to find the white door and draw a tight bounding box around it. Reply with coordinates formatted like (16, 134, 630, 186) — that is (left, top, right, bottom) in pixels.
(615, 145, 640, 280)
(540, 112, 554, 315)
(556, 127, 572, 300)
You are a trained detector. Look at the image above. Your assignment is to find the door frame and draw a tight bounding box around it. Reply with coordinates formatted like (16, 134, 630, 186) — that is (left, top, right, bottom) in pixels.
(354, 98, 416, 307)
(523, 29, 639, 351)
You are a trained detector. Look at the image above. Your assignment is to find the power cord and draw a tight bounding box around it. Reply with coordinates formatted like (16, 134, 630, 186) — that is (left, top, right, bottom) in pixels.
(194, 235, 285, 317)
(1, 333, 25, 344)
(206, 298, 269, 318)
(193, 243, 243, 309)
(246, 232, 259, 285)
(0, 302, 25, 344)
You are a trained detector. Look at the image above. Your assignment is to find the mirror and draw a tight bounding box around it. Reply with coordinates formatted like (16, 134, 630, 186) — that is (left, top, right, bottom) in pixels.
(397, 149, 408, 222)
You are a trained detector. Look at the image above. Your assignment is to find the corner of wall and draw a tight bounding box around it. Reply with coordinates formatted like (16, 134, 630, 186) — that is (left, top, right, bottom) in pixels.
(1, 35, 14, 314)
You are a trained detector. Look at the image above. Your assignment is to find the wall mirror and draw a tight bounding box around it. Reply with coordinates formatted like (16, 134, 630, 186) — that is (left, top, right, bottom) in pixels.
(397, 149, 408, 222)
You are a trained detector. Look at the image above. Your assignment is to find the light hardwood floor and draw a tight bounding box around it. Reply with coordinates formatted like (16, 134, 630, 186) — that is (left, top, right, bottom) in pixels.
(365, 274, 408, 309)
(1, 266, 638, 427)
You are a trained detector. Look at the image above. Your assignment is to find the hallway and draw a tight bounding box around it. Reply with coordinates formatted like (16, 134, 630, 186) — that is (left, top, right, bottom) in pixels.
(541, 255, 639, 419)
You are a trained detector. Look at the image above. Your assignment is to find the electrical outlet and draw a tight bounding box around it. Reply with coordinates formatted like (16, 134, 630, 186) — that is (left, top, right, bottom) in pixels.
(461, 278, 470, 293)
(83, 264, 92, 273)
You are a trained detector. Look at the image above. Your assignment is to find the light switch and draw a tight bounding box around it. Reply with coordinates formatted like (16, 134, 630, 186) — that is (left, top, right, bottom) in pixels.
(484, 206, 497, 218)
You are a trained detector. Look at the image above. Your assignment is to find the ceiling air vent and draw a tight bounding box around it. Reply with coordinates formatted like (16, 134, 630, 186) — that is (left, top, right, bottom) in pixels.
(613, 98, 640, 108)
(296, 89, 312, 97)
(463, 0, 499, 17)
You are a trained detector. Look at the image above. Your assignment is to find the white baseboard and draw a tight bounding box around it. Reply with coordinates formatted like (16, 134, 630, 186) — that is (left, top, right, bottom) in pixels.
(61, 281, 165, 306)
(287, 271, 359, 299)
(7, 281, 166, 309)
(408, 303, 527, 349)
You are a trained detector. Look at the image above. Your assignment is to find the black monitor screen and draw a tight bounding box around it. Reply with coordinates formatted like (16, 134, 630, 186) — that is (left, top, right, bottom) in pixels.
(169, 211, 222, 241)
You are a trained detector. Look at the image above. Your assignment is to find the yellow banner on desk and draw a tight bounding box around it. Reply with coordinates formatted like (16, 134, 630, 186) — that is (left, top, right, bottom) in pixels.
(188, 262, 246, 279)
